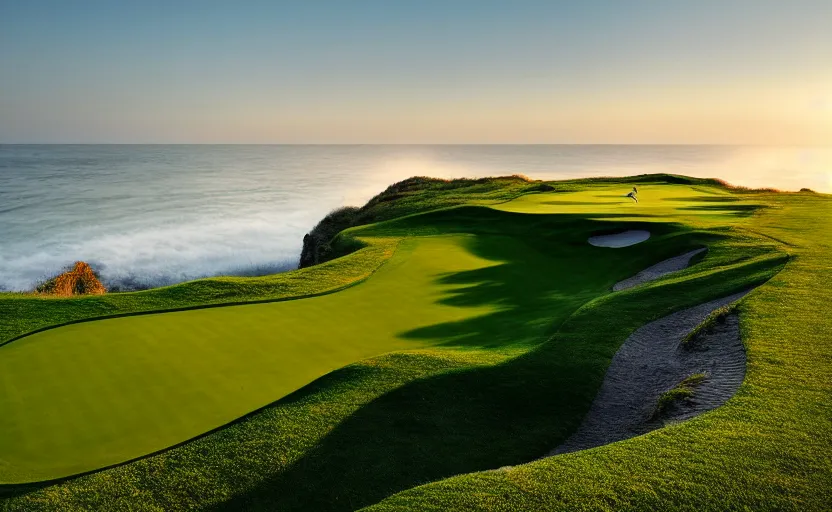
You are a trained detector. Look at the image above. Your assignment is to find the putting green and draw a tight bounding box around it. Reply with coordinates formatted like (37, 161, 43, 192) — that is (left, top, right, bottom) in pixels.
(494, 183, 756, 222)
(1, 230, 618, 484)
(0, 236, 502, 482)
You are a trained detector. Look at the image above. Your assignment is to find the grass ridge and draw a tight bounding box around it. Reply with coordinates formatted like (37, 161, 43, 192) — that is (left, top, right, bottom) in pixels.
(0, 239, 402, 349)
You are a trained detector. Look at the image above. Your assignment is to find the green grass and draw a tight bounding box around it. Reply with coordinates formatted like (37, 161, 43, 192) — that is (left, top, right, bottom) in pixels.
(0, 174, 826, 511)
(654, 373, 708, 417)
(366, 190, 832, 512)
(0, 238, 399, 346)
(2, 236, 502, 482)
(0, 202, 717, 484)
(681, 303, 736, 347)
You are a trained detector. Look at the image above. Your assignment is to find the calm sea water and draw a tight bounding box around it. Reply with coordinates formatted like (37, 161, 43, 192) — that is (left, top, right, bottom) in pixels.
(1, 145, 829, 291)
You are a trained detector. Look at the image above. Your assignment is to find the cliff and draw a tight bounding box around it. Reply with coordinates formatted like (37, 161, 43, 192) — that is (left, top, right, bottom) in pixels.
(298, 175, 539, 268)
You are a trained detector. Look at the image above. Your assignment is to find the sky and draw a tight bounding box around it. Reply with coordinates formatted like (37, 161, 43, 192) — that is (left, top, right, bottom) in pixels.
(1, 1, 830, 144)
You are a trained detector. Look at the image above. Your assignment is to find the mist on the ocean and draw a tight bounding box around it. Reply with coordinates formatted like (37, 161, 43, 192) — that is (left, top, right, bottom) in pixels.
(1, 144, 829, 292)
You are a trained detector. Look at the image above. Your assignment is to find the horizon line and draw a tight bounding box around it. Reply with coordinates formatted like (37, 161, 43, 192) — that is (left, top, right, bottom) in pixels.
(2, 143, 829, 147)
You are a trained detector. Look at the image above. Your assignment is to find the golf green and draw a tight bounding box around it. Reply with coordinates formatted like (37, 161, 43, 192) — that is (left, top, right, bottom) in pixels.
(1, 229, 622, 484)
(0, 236, 500, 482)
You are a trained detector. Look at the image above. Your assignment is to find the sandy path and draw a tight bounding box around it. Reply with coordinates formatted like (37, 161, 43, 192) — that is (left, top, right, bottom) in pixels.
(549, 290, 750, 456)
(613, 248, 707, 291)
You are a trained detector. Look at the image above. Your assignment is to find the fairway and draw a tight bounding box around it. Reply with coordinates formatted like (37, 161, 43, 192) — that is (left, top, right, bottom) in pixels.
(1, 236, 501, 482)
(1, 227, 636, 484)
(493, 182, 758, 221)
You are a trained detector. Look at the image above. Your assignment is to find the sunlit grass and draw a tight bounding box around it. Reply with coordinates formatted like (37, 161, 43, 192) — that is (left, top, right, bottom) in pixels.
(0, 175, 825, 511)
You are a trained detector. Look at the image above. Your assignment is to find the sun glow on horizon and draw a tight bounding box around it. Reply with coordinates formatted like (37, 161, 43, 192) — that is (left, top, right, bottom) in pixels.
(1, 2, 831, 144)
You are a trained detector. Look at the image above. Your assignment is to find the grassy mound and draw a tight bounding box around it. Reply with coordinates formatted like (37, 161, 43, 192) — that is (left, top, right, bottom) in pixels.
(0, 174, 827, 511)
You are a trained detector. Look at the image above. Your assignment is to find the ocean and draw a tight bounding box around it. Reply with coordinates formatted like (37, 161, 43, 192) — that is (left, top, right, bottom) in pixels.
(1, 144, 829, 291)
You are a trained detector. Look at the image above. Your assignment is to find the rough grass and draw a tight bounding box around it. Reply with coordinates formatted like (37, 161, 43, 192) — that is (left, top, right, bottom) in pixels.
(0, 174, 826, 511)
(366, 191, 832, 512)
(681, 303, 737, 347)
(654, 372, 708, 417)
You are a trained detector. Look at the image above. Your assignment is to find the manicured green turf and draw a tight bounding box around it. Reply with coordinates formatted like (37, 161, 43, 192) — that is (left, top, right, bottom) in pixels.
(0, 237, 399, 346)
(1, 209, 702, 483)
(1, 175, 824, 512)
(1, 236, 491, 481)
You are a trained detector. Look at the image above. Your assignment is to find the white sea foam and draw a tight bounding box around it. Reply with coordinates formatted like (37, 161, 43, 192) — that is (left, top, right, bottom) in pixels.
(0, 145, 829, 291)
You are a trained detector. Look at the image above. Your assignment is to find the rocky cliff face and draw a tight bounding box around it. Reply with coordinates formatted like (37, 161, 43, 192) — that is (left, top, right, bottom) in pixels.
(36, 261, 106, 296)
(298, 207, 361, 268)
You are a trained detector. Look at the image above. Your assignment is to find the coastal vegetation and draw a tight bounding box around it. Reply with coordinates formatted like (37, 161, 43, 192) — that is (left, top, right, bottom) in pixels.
(34, 261, 106, 296)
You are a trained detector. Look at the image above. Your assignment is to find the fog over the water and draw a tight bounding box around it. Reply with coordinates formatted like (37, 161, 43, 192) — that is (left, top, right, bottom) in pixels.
(0, 145, 829, 291)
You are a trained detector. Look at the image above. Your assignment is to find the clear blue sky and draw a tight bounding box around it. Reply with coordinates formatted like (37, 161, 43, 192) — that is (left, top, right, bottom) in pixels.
(1, 1, 830, 143)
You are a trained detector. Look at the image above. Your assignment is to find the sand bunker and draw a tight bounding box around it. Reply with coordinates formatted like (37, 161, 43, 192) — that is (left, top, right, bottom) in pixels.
(549, 290, 751, 456)
(588, 230, 650, 248)
(614, 248, 707, 291)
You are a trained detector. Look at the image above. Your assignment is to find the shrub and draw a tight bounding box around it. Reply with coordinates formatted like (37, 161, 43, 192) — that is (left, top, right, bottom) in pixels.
(36, 261, 106, 296)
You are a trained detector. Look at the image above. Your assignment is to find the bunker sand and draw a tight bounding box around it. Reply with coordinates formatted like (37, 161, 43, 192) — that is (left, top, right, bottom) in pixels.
(550, 290, 752, 455)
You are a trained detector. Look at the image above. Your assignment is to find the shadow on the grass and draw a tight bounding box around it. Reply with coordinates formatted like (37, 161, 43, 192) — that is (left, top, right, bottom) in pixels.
(678, 204, 767, 216)
(215, 212, 745, 512)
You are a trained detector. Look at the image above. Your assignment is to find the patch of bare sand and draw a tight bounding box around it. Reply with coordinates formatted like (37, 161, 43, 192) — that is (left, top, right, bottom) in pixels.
(588, 230, 650, 248)
(549, 290, 751, 456)
(613, 248, 707, 291)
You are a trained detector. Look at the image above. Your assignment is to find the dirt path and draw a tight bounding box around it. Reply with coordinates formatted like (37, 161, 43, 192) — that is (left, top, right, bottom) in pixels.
(613, 248, 707, 291)
(549, 290, 750, 456)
